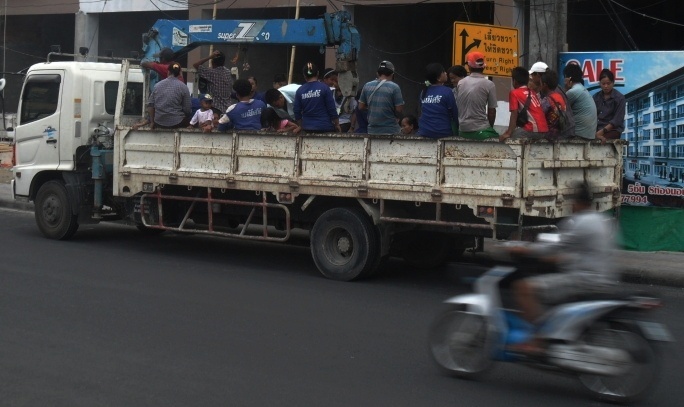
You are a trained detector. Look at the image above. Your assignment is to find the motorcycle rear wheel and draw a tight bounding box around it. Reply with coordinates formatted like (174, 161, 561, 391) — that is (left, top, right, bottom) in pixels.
(578, 325, 658, 404)
(428, 309, 492, 378)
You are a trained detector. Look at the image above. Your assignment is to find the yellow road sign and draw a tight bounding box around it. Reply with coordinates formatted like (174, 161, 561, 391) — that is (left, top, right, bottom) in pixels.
(453, 22, 519, 78)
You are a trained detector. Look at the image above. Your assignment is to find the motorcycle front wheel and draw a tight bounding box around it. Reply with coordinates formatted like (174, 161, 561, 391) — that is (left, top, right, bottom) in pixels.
(428, 308, 493, 378)
(578, 324, 659, 404)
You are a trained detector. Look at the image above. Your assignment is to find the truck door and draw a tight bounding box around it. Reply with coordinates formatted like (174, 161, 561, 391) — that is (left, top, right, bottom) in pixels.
(14, 71, 64, 172)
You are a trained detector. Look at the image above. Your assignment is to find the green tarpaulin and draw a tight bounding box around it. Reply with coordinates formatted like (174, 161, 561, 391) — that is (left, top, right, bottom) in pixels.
(619, 206, 684, 252)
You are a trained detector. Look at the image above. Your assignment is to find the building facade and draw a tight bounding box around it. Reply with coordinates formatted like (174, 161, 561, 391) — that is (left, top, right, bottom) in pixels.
(624, 66, 684, 184)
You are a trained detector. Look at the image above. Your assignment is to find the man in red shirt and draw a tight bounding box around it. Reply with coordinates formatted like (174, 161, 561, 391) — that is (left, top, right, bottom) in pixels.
(540, 70, 575, 140)
(500, 66, 548, 142)
(141, 48, 186, 85)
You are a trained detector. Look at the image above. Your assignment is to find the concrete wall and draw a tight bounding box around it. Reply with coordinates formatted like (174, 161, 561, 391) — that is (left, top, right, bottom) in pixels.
(2, 0, 76, 16)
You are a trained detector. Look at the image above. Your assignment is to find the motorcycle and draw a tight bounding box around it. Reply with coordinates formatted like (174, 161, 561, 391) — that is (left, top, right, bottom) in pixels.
(428, 238, 673, 404)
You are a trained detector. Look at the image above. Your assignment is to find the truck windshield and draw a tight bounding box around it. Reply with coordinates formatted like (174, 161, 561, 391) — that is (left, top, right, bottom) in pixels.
(20, 74, 61, 125)
(104, 81, 144, 116)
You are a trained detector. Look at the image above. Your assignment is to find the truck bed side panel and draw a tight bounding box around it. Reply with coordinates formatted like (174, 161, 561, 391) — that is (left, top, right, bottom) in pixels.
(114, 129, 623, 218)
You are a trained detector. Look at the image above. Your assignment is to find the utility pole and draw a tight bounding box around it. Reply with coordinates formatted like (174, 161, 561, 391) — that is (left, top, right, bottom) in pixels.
(526, 0, 567, 70)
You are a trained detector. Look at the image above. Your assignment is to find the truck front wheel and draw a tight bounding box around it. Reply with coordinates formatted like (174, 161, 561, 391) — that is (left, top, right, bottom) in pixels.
(35, 180, 79, 240)
(310, 208, 380, 281)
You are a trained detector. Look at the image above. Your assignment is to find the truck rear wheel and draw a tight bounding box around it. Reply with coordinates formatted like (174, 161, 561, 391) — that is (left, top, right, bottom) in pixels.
(35, 180, 79, 240)
(310, 207, 381, 281)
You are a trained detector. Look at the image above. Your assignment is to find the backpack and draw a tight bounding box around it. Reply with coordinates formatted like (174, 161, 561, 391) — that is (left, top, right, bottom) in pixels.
(516, 91, 532, 127)
(551, 97, 568, 131)
(555, 87, 576, 137)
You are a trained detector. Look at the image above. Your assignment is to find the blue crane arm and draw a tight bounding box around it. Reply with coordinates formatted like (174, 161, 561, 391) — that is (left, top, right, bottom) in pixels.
(141, 11, 360, 64)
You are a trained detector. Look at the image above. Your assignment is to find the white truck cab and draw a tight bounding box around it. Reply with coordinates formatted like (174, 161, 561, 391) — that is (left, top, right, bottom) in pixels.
(13, 62, 143, 199)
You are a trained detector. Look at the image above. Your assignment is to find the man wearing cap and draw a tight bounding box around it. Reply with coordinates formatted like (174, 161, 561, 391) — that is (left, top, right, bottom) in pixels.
(193, 50, 234, 113)
(456, 52, 498, 140)
(188, 94, 215, 132)
(528, 61, 549, 93)
(358, 60, 405, 135)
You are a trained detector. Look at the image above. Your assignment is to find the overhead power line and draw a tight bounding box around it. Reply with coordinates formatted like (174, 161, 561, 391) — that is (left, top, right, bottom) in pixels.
(607, 0, 684, 27)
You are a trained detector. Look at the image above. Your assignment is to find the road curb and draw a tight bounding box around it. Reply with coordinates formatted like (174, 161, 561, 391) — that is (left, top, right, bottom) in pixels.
(622, 268, 684, 289)
(0, 197, 33, 212)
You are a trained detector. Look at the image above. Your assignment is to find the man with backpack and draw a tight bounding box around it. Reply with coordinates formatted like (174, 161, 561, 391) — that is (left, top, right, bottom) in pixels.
(540, 70, 575, 140)
(499, 66, 548, 142)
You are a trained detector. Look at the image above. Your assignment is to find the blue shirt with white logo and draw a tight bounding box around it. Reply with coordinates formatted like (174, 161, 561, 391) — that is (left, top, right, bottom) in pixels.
(418, 85, 458, 138)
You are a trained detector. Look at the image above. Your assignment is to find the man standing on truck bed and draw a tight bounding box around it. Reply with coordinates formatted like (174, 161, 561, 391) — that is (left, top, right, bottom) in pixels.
(141, 47, 185, 86)
(358, 61, 404, 135)
(193, 50, 234, 113)
(456, 51, 498, 140)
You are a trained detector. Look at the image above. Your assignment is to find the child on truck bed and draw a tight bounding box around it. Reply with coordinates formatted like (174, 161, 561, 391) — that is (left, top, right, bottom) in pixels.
(261, 107, 301, 134)
(188, 94, 215, 132)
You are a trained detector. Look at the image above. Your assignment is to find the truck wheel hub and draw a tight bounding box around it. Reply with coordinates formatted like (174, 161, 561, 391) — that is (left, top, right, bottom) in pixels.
(337, 236, 352, 254)
(43, 196, 61, 222)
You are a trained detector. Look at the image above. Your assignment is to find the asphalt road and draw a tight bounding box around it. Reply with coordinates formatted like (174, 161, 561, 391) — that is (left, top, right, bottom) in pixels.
(1, 208, 682, 407)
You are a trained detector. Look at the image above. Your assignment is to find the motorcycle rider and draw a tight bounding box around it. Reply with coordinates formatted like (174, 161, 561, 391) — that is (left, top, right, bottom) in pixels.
(506, 182, 619, 353)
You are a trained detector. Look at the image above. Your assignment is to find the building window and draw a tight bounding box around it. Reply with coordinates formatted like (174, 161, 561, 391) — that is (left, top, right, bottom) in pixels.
(654, 110, 662, 122)
(643, 146, 651, 156)
(641, 97, 651, 109)
(643, 129, 651, 140)
(679, 85, 684, 97)
(678, 124, 684, 138)
(672, 167, 684, 182)
(677, 105, 684, 118)
(655, 146, 662, 157)
(654, 93, 664, 105)
(654, 128, 662, 139)
(678, 145, 684, 158)
(627, 101, 636, 113)
(643, 113, 651, 124)
(627, 118, 634, 128)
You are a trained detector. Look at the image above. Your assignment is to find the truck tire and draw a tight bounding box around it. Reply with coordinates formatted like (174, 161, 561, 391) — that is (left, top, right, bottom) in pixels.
(310, 207, 381, 281)
(35, 180, 79, 240)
